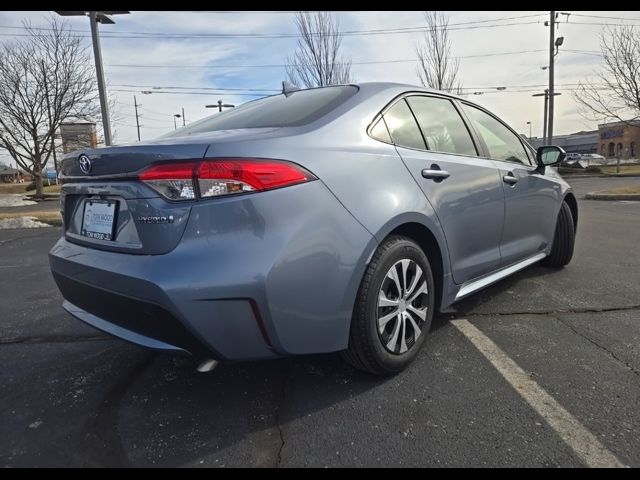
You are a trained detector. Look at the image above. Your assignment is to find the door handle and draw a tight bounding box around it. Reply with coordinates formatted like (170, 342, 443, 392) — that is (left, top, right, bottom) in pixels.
(422, 169, 450, 181)
(503, 173, 518, 185)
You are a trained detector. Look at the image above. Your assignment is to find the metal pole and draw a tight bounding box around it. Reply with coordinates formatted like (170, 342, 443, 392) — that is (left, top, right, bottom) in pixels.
(182, 107, 186, 126)
(543, 90, 549, 146)
(89, 12, 112, 146)
(134, 95, 141, 141)
(218, 100, 222, 112)
(548, 10, 556, 145)
(42, 61, 58, 173)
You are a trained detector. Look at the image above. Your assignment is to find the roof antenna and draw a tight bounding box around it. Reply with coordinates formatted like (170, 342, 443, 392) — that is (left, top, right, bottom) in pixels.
(282, 81, 300, 97)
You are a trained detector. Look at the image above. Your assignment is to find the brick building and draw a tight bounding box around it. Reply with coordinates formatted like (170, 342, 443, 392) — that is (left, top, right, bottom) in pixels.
(60, 122, 98, 154)
(597, 120, 640, 160)
(529, 119, 640, 160)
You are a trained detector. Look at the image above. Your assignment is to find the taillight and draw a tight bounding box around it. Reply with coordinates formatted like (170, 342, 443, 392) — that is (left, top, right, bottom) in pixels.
(138, 161, 198, 200)
(138, 158, 315, 201)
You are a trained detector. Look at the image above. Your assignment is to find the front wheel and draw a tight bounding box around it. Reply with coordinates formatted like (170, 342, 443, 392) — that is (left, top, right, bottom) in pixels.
(342, 236, 435, 376)
(544, 201, 575, 268)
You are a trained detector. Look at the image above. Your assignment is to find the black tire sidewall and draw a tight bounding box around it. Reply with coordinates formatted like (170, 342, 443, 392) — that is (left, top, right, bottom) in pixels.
(361, 239, 435, 373)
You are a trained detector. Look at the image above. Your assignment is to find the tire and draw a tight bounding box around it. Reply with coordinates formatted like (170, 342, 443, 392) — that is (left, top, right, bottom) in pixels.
(544, 201, 575, 267)
(342, 235, 435, 376)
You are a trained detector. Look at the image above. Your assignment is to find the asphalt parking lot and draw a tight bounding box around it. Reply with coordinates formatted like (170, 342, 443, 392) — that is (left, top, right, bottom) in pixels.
(1, 176, 639, 467)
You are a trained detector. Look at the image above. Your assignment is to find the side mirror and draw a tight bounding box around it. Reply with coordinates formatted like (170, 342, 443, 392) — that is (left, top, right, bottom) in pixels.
(536, 145, 566, 167)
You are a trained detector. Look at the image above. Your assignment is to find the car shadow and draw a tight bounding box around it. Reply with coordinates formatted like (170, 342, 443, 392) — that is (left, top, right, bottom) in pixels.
(80, 263, 562, 467)
(444, 264, 560, 317)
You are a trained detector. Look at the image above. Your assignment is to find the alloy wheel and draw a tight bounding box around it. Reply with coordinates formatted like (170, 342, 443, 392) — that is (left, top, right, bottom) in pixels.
(377, 259, 429, 354)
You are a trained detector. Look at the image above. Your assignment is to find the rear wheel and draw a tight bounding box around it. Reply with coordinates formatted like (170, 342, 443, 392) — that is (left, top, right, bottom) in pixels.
(342, 236, 435, 375)
(544, 201, 575, 267)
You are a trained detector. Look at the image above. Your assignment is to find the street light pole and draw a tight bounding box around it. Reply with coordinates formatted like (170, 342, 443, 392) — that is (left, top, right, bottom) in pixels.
(133, 95, 141, 141)
(56, 11, 129, 147)
(89, 12, 111, 146)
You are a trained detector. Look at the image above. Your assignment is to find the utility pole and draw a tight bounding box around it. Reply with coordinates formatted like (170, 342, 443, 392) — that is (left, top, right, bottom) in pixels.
(181, 107, 186, 126)
(133, 95, 141, 141)
(206, 100, 235, 112)
(41, 61, 58, 173)
(532, 90, 549, 145)
(548, 10, 556, 145)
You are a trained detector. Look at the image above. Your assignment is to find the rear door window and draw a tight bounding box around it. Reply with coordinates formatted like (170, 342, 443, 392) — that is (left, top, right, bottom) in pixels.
(406, 95, 477, 156)
(382, 99, 426, 150)
(369, 117, 392, 143)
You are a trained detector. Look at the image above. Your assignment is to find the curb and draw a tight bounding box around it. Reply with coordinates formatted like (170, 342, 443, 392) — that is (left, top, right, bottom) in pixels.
(584, 192, 640, 201)
(561, 173, 640, 179)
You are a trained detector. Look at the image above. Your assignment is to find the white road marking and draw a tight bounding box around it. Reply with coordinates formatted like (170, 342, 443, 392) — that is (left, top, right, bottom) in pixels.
(451, 319, 626, 468)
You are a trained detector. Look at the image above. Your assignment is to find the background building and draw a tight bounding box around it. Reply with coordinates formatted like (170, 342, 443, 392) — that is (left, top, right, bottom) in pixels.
(597, 120, 640, 160)
(60, 122, 98, 154)
(529, 120, 640, 161)
(530, 130, 598, 155)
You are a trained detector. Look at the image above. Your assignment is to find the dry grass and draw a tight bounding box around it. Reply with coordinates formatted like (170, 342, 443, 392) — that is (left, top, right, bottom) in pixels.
(600, 164, 640, 174)
(0, 183, 61, 194)
(0, 210, 62, 226)
(595, 185, 640, 195)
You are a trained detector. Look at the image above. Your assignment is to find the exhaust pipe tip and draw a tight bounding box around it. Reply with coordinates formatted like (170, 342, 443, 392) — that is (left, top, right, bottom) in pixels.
(196, 359, 219, 373)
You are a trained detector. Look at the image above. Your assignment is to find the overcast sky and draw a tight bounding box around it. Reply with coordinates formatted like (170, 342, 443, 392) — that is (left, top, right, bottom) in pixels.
(0, 10, 638, 165)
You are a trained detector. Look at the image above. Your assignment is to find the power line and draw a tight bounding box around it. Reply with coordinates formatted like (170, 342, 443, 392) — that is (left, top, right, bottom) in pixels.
(113, 84, 277, 92)
(570, 13, 640, 22)
(103, 49, 551, 69)
(0, 17, 548, 40)
(112, 89, 265, 96)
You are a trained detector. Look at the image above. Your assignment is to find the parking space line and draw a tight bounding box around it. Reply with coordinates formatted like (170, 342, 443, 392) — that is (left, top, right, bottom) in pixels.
(451, 319, 626, 468)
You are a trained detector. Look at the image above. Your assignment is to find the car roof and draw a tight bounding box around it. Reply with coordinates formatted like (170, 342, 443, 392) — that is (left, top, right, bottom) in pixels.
(353, 81, 465, 100)
(284, 81, 467, 103)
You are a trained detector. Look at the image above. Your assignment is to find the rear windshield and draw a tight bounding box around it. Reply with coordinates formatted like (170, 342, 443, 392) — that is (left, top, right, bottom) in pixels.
(161, 85, 358, 137)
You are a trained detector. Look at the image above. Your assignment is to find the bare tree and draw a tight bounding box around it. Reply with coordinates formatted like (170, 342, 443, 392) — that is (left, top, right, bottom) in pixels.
(574, 25, 640, 126)
(0, 15, 100, 196)
(286, 11, 353, 88)
(415, 12, 462, 93)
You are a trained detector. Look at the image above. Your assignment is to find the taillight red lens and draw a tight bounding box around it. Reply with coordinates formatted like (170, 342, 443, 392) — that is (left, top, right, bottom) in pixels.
(198, 158, 312, 198)
(138, 158, 314, 201)
(138, 162, 198, 181)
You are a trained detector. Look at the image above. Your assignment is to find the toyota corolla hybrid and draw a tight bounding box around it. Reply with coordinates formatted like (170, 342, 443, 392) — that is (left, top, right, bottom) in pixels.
(49, 82, 577, 375)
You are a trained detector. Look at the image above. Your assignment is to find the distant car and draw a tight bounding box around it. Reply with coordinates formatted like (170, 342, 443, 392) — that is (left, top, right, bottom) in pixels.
(579, 153, 606, 166)
(49, 82, 578, 375)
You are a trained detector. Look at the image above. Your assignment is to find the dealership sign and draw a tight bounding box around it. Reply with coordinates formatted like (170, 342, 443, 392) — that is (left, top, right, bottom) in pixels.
(600, 129, 624, 139)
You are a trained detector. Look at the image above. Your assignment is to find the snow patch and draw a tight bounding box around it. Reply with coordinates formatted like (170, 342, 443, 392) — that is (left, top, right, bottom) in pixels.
(0, 194, 37, 207)
(0, 216, 52, 229)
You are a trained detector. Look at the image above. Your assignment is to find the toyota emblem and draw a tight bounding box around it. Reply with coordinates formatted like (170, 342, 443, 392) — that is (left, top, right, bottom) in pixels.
(78, 155, 92, 174)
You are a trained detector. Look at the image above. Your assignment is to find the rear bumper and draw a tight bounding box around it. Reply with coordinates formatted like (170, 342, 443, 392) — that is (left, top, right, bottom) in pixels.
(49, 181, 377, 361)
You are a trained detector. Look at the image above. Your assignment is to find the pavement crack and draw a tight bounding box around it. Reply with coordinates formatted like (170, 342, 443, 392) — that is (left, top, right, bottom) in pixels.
(0, 334, 113, 345)
(274, 362, 294, 468)
(555, 316, 640, 379)
(0, 232, 50, 246)
(452, 304, 640, 319)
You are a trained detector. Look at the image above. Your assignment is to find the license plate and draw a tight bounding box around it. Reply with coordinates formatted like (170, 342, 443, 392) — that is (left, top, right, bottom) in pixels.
(81, 200, 117, 241)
